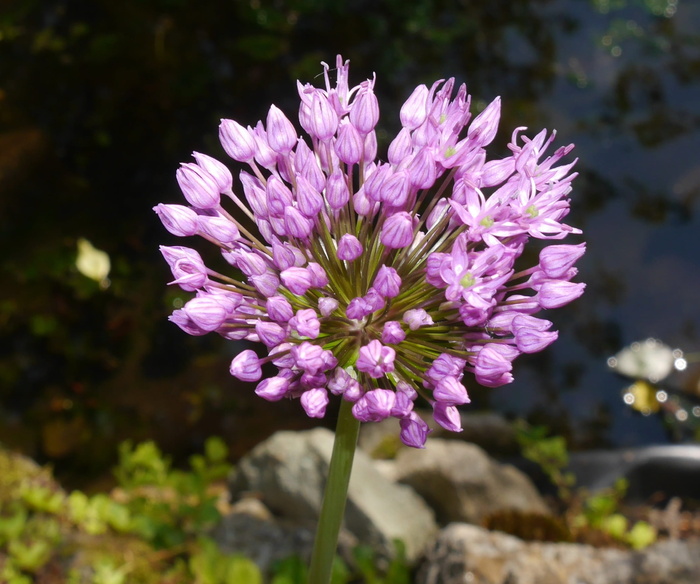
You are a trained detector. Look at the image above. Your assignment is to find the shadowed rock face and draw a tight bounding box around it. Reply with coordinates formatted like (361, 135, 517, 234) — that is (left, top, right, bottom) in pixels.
(567, 445, 700, 502)
(391, 438, 549, 524)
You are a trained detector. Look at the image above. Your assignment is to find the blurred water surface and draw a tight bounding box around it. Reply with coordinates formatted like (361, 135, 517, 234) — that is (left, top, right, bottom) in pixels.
(1, 0, 698, 483)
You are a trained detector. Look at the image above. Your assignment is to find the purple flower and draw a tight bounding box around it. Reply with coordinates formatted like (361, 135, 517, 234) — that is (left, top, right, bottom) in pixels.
(266, 105, 297, 154)
(230, 350, 263, 382)
(352, 389, 395, 422)
(255, 320, 287, 348)
(197, 214, 240, 244)
(335, 120, 364, 165)
(301, 388, 329, 418)
(337, 234, 363, 261)
(267, 296, 294, 323)
(433, 402, 463, 433)
(176, 164, 221, 209)
(356, 340, 395, 378)
(182, 296, 228, 332)
(346, 297, 372, 320)
(318, 297, 339, 316)
(400, 413, 431, 448)
(537, 280, 586, 309)
(160, 246, 208, 291)
(156, 55, 584, 448)
(400, 85, 429, 130)
(219, 119, 256, 162)
(433, 376, 470, 406)
(292, 341, 326, 374)
(289, 308, 321, 339)
(154, 204, 199, 237)
(192, 151, 233, 193)
(255, 375, 290, 401)
(373, 266, 401, 298)
(403, 308, 434, 331)
(381, 321, 406, 344)
(473, 344, 519, 387)
(538, 243, 586, 279)
(280, 267, 313, 295)
(380, 212, 414, 249)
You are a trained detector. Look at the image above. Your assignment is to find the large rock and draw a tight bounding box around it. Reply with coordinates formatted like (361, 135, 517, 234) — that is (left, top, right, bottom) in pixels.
(392, 439, 549, 524)
(211, 496, 317, 575)
(228, 428, 437, 563)
(567, 445, 700, 502)
(416, 523, 700, 584)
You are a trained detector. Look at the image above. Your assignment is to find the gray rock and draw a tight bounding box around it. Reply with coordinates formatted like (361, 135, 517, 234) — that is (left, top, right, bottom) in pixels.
(393, 439, 549, 524)
(416, 523, 700, 584)
(567, 445, 700, 502)
(211, 498, 316, 575)
(228, 427, 437, 563)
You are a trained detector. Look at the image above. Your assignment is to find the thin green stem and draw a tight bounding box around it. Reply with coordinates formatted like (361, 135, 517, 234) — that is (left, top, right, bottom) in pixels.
(308, 399, 361, 584)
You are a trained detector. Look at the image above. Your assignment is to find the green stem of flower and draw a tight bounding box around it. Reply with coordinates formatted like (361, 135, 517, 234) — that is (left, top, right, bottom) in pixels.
(308, 399, 361, 584)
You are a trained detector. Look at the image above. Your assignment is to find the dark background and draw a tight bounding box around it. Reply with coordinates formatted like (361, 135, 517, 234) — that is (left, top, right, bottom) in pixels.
(1, 0, 699, 487)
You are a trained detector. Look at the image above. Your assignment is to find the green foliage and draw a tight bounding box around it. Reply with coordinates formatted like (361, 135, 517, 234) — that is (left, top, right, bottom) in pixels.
(113, 437, 231, 548)
(189, 537, 262, 584)
(350, 540, 410, 584)
(270, 556, 308, 584)
(515, 421, 575, 501)
(515, 422, 657, 549)
(0, 438, 412, 583)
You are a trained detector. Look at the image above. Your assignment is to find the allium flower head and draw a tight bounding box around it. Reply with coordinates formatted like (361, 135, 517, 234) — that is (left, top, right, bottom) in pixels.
(156, 55, 585, 448)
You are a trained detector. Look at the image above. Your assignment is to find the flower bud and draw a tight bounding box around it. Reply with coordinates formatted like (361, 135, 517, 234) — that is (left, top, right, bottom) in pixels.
(296, 175, 324, 217)
(326, 168, 350, 209)
(280, 266, 313, 295)
(318, 297, 339, 316)
(182, 296, 228, 332)
(356, 340, 395, 378)
(300, 388, 329, 418)
(400, 84, 429, 129)
(349, 83, 379, 134)
(176, 163, 220, 209)
(467, 96, 501, 148)
(284, 206, 314, 239)
(538, 243, 586, 279)
(433, 376, 470, 406)
(352, 389, 395, 422)
(266, 295, 294, 323)
(230, 350, 263, 382)
(255, 375, 290, 401)
(537, 280, 585, 309)
(219, 119, 256, 162)
(266, 105, 297, 154)
(307, 263, 328, 288)
(337, 234, 363, 261)
(334, 120, 363, 165)
(381, 321, 406, 344)
(289, 308, 320, 339)
(196, 214, 240, 244)
(373, 266, 401, 298)
(432, 403, 462, 432)
(380, 212, 413, 249)
(192, 152, 233, 193)
(400, 413, 430, 448)
(153, 204, 199, 237)
(266, 175, 294, 218)
(403, 308, 434, 330)
(309, 92, 338, 141)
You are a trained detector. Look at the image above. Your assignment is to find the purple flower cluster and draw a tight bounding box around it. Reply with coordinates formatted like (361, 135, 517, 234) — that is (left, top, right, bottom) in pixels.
(155, 56, 585, 448)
